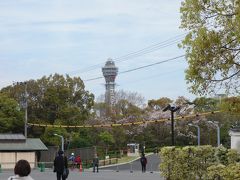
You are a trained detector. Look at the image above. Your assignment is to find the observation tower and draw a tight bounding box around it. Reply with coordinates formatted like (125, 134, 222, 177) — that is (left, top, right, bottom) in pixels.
(102, 59, 118, 109)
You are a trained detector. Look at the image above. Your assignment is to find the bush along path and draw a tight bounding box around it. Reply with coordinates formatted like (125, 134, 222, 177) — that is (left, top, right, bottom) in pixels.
(160, 145, 240, 180)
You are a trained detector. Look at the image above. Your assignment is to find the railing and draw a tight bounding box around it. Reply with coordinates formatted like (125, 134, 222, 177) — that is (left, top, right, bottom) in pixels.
(99, 158, 118, 166)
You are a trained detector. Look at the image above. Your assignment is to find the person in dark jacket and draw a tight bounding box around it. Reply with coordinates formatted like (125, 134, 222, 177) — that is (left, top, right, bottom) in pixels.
(54, 150, 68, 180)
(140, 154, 147, 173)
(93, 154, 99, 173)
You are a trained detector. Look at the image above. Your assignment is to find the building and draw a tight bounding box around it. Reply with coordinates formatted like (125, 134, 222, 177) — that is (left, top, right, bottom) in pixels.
(229, 127, 240, 152)
(102, 59, 118, 113)
(0, 134, 47, 169)
(127, 143, 139, 157)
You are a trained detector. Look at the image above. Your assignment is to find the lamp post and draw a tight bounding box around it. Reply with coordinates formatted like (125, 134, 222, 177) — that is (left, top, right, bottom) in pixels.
(163, 104, 180, 146)
(188, 123, 200, 146)
(208, 121, 220, 146)
(54, 134, 64, 152)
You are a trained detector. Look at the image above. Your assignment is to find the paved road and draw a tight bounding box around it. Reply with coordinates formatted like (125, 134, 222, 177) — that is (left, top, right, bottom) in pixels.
(101, 153, 160, 172)
(0, 154, 162, 180)
(0, 169, 164, 180)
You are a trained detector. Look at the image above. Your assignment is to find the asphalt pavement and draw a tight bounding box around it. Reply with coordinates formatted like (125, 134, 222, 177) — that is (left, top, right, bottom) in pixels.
(100, 153, 160, 172)
(0, 169, 163, 180)
(0, 153, 162, 180)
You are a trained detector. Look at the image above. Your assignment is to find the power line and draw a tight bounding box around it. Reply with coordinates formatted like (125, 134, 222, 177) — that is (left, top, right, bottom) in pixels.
(83, 54, 185, 82)
(68, 33, 186, 75)
(119, 68, 185, 86)
(114, 34, 185, 62)
(119, 55, 185, 74)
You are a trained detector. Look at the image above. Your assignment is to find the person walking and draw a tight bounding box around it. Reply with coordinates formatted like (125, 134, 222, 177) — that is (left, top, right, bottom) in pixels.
(93, 154, 99, 173)
(54, 150, 68, 180)
(68, 153, 75, 169)
(140, 154, 147, 173)
(8, 160, 34, 180)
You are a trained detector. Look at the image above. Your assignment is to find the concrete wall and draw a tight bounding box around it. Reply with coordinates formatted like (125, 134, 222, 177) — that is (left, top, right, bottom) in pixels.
(0, 152, 35, 169)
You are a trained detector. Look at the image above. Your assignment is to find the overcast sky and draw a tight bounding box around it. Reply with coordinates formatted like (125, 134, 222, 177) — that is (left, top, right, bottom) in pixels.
(0, 0, 197, 101)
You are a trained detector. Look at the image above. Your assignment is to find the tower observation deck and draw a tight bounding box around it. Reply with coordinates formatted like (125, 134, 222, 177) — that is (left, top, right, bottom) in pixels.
(102, 59, 118, 108)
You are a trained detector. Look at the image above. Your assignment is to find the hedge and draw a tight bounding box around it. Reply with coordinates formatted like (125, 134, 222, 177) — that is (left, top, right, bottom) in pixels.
(160, 145, 239, 180)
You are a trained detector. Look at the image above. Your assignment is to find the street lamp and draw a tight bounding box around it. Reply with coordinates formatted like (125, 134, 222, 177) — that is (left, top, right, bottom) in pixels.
(54, 134, 64, 152)
(163, 104, 180, 146)
(208, 121, 220, 146)
(188, 123, 200, 146)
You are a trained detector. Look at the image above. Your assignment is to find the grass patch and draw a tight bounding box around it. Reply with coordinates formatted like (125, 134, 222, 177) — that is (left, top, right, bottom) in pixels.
(117, 155, 139, 164)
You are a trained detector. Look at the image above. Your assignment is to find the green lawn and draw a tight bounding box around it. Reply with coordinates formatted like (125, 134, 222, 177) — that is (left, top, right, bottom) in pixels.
(117, 155, 140, 164)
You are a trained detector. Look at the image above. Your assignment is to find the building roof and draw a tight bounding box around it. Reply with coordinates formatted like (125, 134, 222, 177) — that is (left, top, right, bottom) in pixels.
(0, 138, 48, 151)
(0, 134, 26, 141)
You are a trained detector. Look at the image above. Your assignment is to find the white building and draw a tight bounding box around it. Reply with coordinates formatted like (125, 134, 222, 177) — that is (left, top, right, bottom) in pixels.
(127, 143, 139, 156)
(229, 129, 240, 152)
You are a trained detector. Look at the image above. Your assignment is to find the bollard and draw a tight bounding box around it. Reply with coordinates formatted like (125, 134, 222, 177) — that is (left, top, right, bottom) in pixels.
(40, 162, 45, 172)
(130, 163, 133, 173)
(150, 163, 153, 173)
(0, 164, 2, 173)
(116, 165, 119, 172)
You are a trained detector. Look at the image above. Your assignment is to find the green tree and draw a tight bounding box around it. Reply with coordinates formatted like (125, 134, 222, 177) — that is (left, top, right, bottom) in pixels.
(220, 96, 240, 113)
(193, 97, 219, 112)
(41, 127, 68, 146)
(99, 131, 115, 155)
(68, 129, 95, 148)
(1, 74, 94, 127)
(180, 0, 240, 95)
(0, 93, 23, 133)
(148, 97, 173, 110)
(115, 99, 144, 118)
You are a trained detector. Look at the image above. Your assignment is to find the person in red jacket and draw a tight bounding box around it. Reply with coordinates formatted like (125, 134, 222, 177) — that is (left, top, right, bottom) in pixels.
(74, 155, 82, 168)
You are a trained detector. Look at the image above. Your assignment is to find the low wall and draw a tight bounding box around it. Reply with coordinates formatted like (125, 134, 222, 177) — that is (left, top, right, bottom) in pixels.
(0, 152, 35, 169)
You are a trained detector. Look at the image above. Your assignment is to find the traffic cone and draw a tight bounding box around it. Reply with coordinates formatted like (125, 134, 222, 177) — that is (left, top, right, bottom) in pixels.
(79, 164, 82, 172)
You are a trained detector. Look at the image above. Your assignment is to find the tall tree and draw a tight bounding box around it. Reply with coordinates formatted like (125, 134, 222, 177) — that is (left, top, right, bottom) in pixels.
(99, 131, 115, 155)
(115, 90, 146, 108)
(148, 97, 173, 110)
(180, 0, 240, 95)
(1, 74, 94, 126)
(1, 74, 94, 139)
(193, 97, 219, 112)
(0, 93, 23, 133)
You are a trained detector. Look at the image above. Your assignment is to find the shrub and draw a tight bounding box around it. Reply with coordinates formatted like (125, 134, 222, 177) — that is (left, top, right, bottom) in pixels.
(207, 164, 225, 180)
(160, 146, 240, 180)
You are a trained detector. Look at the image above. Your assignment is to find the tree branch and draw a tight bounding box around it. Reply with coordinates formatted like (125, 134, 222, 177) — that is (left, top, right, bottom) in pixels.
(221, 47, 240, 51)
(205, 70, 240, 82)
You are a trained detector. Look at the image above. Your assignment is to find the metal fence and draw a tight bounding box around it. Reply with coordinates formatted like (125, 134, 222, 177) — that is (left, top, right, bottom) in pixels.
(39, 146, 95, 163)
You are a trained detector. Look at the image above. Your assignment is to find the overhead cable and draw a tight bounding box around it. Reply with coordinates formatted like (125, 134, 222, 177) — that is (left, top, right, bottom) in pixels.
(68, 33, 186, 75)
(83, 54, 185, 82)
